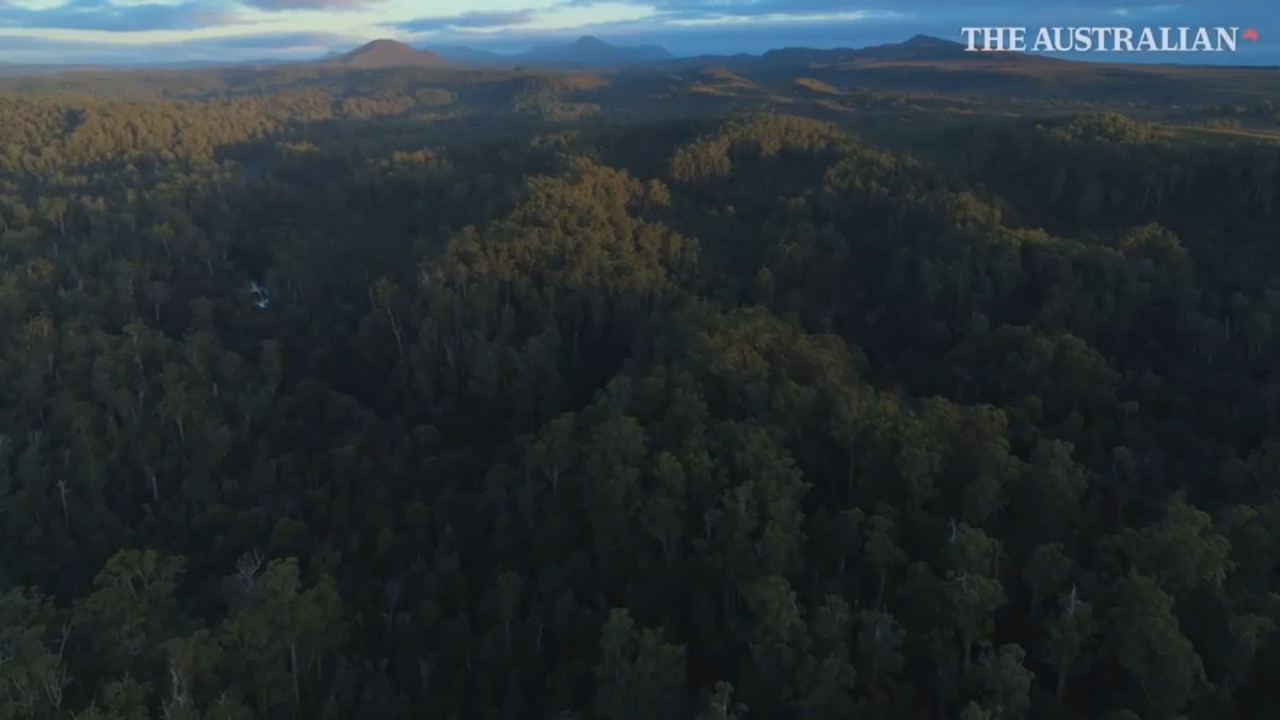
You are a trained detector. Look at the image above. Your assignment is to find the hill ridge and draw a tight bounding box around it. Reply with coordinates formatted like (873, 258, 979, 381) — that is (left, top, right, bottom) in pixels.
(328, 39, 445, 69)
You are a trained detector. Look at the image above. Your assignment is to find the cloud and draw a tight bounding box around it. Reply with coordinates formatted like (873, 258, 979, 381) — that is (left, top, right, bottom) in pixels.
(561, 0, 1267, 23)
(0, 0, 234, 32)
(238, 0, 379, 10)
(583, 0, 1256, 9)
(394, 9, 537, 33)
(0, 29, 365, 63)
(210, 30, 359, 49)
(630, 0, 1272, 39)
(635, 0, 878, 15)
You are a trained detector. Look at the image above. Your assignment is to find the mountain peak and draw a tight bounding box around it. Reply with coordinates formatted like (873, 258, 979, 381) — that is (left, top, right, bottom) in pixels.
(846, 34, 978, 62)
(329, 38, 444, 68)
(903, 34, 957, 46)
(515, 36, 672, 65)
(347, 39, 419, 57)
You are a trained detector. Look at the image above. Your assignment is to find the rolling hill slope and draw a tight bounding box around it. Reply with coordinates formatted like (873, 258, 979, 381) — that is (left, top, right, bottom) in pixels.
(328, 40, 446, 69)
(3, 35, 1280, 113)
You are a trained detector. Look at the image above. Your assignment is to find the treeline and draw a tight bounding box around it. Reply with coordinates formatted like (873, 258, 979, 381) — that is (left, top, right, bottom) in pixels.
(0, 88, 1278, 720)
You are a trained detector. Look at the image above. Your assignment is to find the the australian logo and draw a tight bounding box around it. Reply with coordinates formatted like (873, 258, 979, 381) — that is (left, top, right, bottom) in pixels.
(959, 26, 1260, 53)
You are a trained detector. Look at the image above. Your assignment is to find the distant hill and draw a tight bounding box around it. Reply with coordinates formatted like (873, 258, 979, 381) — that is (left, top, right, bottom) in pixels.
(4, 34, 1279, 109)
(0, 57, 297, 76)
(850, 34, 1065, 65)
(430, 45, 507, 64)
(851, 34, 974, 61)
(750, 35, 1061, 69)
(328, 39, 446, 69)
(521, 36, 673, 64)
(433, 36, 673, 68)
(0, 62, 103, 76)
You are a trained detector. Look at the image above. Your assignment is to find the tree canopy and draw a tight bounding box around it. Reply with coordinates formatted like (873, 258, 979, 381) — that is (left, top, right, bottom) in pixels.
(0, 71, 1279, 720)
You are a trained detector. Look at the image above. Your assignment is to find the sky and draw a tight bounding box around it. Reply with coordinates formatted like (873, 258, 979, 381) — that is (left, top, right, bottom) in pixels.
(0, 0, 1276, 66)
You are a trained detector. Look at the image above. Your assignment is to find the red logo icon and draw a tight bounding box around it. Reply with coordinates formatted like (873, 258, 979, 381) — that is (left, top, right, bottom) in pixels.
(1243, 28, 1259, 41)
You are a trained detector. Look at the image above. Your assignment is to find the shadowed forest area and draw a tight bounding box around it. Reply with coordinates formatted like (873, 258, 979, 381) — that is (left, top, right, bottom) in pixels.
(1, 57, 1280, 720)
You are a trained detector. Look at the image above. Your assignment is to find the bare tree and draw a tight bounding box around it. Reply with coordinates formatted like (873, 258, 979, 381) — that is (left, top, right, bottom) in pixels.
(233, 549, 263, 592)
(42, 625, 74, 709)
(161, 663, 191, 719)
(55, 477, 70, 528)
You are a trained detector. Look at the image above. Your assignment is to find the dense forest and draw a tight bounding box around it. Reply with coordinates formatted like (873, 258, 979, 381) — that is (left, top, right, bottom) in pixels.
(1, 63, 1280, 720)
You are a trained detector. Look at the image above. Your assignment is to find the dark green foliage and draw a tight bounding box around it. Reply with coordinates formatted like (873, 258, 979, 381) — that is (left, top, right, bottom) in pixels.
(0, 77, 1278, 720)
